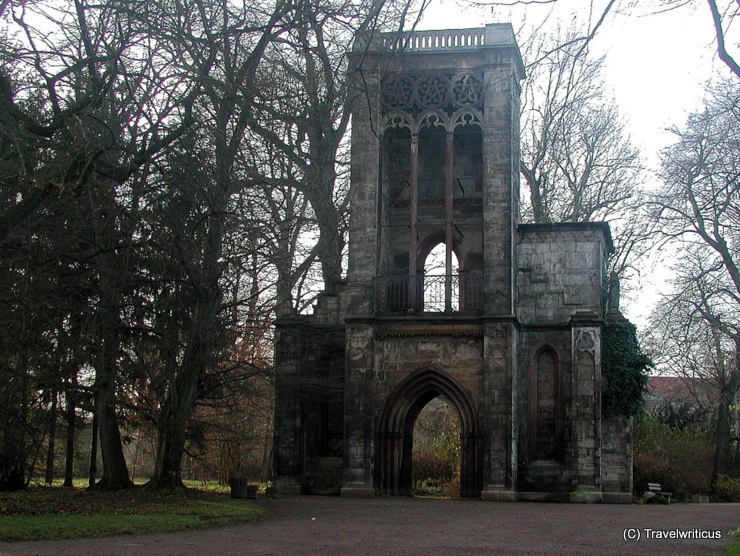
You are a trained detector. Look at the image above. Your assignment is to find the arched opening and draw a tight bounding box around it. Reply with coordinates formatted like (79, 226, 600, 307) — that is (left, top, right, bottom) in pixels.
(383, 125, 411, 209)
(423, 242, 459, 311)
(528, 346, 562, 461)
(418, 118, 446, 203)
(375, 367, 481, 498)
(453, 122, 483, 201)
(412, 395, 461, 497)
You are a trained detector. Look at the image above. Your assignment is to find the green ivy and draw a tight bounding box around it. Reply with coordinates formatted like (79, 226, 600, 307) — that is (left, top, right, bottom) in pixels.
(602, 319, 652, 417)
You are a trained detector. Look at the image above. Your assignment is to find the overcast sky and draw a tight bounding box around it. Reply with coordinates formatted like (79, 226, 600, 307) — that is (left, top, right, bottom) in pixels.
(418, 0, 738, 328)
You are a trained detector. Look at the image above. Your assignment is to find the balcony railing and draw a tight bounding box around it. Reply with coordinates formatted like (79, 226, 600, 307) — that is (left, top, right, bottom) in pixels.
(372, 28, 486, 52)
(374, 274, 483, 314)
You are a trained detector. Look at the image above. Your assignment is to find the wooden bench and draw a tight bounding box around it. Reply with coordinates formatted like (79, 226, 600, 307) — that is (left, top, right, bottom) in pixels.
(647, 483, 672, 503)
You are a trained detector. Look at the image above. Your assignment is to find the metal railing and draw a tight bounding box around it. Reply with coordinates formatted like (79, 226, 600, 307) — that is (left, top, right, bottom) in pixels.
(374, 274, 483, 314)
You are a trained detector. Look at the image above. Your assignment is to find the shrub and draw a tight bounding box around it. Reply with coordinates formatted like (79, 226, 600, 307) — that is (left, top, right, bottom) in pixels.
(713, 474, 740, 502)
(412, 452, 454, 484)
(633, 414, 713, 496)
(412, 397, 461, 497)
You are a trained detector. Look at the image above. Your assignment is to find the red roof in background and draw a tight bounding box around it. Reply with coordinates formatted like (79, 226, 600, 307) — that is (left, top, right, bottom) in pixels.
(647, 376, 709, 404)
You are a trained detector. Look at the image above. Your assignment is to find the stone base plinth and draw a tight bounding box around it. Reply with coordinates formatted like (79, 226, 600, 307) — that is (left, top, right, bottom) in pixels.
(569, 488, 603, 503)
(275, 478, 302, 495)
(340, 487, 376, 498)
(481, 488, 518, 502)
(601, 492, 633, 504)
(518, 491, 569, 502)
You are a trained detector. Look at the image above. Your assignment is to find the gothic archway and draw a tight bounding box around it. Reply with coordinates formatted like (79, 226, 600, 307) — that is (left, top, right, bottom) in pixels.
(375, 367, 481, 498)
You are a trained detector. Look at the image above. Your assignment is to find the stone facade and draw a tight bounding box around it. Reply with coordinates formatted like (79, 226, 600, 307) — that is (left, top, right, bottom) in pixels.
(272, 24, 633, 502)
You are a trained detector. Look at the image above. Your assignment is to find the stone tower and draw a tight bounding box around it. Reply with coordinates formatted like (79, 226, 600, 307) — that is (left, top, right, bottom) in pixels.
(272, 24, 632, 502)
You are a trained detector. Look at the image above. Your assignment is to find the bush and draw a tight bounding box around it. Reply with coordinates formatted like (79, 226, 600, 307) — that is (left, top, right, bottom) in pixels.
(412, 397, 461, 497)
(633, 414, 713, 496)
(713, 474, 740, 502)
(412, 452, 455, 484)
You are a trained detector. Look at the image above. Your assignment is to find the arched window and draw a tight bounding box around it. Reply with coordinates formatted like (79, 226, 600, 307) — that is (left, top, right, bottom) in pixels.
(383, 125, 411, 207)
(529, 347, 560, 461)
(423, 242, 459, 312)
(418, 119, 446, 202)
(453, 122, 482, 200)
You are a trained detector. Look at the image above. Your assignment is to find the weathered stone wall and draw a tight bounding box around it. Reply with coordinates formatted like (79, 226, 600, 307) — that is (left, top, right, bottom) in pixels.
(373, 330, 484, 404)
(272, 320, 308, 494)
(570, 322, 603, 502)
(341, 324, 376, 496)
(516, 224, 610, 324)
(482, 60, 518, 316)
(480, 322, 519, 500)
(601, 416, 633, 501)
(346, 62, 381, 288)
(273, 318, 346, 495)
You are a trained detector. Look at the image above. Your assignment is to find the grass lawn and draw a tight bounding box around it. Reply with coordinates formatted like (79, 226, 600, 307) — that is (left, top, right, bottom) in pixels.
(0, 485, 267, 542)
(721, 529, 740, 556)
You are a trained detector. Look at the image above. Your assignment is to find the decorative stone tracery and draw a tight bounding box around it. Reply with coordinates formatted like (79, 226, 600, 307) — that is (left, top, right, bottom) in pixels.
(381, 71, 484, 115)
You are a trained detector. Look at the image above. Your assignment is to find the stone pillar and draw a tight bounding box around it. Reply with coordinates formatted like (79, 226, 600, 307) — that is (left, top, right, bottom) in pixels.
(569, 314, 603, 503)
(273, 319, 307, 494)
(481, 61, 515, 316)
(601, 415, 634, 503)
(340, 323, 376, 497)
(346, 69, 381, 286)
(480, 321, 518, 501)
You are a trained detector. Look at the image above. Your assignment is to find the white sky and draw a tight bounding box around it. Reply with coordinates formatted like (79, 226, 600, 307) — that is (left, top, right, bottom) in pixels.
(418, 0, 738, 329)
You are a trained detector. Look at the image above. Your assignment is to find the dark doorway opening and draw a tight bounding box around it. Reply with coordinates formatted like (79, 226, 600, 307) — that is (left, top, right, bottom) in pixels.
(375, 367, 481, 498)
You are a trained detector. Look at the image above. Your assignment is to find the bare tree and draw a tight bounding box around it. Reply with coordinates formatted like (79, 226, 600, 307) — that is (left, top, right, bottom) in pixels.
(250, 0, 426, 292)
(477, 0, 739, 78)
(649, 79, 740, 480)
(141, 0, 294, 488)
(519, 26, 652, 287)
(520, 29, 642, 224)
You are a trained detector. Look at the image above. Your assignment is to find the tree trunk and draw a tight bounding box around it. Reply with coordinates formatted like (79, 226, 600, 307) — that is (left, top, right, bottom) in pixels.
(63, 378, 77, 487)
(86, 180, 132, 491)
(0, 351, 28, 489)
(712, 388, 735, 481)
(90, 308, 132, 490)
(712, 336, 740, 482)
(88, 411, 98, 487)
(148, 402, 192, 488)
(148, 216, 224, 488)
(92, 366, 132, 490)
(305, 172, 344, 292)
(44, 389, 58, 484)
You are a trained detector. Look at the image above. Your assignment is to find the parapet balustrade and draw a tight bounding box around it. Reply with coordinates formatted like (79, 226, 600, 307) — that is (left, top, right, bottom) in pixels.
(369, 28, 486, 52)
(374, 273, 483, 314)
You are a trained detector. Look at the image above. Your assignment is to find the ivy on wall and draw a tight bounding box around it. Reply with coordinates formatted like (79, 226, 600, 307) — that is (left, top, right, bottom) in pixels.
(602, 318, 652, 417)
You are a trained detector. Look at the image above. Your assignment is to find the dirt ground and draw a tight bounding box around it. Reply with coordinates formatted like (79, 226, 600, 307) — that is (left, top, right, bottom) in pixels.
(1, 496, 737, 555)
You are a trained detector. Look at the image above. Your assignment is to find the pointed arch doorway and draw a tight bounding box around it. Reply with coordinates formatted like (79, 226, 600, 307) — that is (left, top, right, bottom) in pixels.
(375, 367, 481, 498)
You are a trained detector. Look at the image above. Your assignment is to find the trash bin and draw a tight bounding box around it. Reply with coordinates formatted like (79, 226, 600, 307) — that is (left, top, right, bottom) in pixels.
(229, 478, 257, 499)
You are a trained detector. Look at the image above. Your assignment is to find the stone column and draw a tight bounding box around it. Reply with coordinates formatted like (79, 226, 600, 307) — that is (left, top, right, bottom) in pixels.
(340, 323, 376, 497)
(347, 70, 380, 287)
(569, 313, 603, 503)
(480, 321, 518, 501)
(481, 61, 515, 317)
(273, 319, 308, 494)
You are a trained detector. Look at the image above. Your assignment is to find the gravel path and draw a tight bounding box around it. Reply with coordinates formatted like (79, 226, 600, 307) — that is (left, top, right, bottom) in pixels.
(1, 496, 737, 555)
